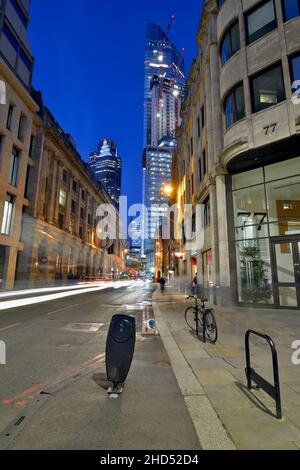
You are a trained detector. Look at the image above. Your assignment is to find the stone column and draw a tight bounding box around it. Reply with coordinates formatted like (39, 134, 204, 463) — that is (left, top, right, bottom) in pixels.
(5, 246, 18, 290)
(216, 173, 231, 305)
(49, 158, 59, 224)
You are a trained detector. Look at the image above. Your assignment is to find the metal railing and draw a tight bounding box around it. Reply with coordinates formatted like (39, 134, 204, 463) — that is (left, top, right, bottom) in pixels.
(245, 330, 282, 420)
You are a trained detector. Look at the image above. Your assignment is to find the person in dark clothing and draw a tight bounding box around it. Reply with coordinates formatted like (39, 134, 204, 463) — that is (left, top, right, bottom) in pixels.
(160, 276, 166, 293)
(192, 273, 198, 295)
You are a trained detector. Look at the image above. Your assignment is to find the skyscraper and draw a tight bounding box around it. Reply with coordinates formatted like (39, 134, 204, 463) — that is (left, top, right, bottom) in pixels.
(142, 23, 186, 268)
(89, 139, 122, 208)
(144, 23, 185, 147)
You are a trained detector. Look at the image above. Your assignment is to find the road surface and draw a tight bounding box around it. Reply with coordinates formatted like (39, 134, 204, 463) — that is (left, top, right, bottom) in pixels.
(0, 282, 200, 450)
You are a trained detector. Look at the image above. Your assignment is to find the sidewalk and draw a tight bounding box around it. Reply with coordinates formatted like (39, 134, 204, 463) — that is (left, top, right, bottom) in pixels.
(152, 287, 300, 450)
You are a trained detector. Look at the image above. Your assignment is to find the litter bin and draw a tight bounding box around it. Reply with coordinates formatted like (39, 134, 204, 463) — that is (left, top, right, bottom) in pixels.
(106, 314, 136, 394)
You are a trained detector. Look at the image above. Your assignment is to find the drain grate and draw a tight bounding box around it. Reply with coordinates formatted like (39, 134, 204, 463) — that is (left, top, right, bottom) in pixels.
(62, 323, 104, 333)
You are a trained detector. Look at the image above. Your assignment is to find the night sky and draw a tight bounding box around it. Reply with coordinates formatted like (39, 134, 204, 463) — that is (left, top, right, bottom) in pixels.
(29, 1, 202, 208)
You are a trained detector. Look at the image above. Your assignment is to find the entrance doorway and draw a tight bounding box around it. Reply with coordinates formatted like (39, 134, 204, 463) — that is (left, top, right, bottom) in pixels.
(271, 236, 300, 308)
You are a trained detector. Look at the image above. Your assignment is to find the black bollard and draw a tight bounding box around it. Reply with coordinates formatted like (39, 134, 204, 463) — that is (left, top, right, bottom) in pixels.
(106, 314, 136, 396)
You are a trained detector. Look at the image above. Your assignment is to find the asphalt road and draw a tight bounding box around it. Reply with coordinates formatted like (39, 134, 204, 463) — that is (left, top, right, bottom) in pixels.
(0, 283, 200, 450)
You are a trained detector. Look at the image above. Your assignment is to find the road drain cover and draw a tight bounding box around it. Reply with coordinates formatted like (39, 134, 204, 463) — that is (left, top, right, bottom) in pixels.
(63, 323, 104, 333)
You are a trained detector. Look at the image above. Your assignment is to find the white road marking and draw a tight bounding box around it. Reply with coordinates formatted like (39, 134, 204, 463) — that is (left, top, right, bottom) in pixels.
(47, 304, 79, 316)
(0, 281, 136, 311)
(0, 322, 21, 333)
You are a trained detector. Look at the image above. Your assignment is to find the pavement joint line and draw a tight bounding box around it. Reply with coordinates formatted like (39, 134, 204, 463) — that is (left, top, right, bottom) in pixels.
(152, 298, 236, 451)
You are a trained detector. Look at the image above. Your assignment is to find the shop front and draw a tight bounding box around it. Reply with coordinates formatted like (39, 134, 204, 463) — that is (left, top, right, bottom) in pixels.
(229, 155, 300, 309)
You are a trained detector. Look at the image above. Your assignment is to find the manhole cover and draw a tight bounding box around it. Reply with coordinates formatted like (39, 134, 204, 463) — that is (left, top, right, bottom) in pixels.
(63, 323, 104, 333)
(124, 305, 144, 311)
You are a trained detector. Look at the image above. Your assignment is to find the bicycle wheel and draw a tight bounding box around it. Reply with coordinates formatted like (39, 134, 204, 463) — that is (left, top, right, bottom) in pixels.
(185, 306, 197, 332)
(204, 309, 218, 344)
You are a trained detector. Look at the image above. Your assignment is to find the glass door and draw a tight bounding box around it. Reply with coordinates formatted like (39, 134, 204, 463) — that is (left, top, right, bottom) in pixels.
(271, 237, 300, 308)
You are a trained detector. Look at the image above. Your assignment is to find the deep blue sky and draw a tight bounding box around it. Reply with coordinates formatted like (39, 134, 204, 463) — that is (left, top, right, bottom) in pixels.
(29, 0, 202, 207)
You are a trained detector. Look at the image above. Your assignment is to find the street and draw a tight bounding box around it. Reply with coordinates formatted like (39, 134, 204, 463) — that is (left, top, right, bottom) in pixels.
(0, 282, 200, 450)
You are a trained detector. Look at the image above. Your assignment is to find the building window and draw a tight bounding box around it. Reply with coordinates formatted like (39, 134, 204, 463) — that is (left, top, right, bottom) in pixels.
(8, 147, 19, 187)
(29, 135, 35, 158)
(245, 0, 277, 45)
(197, 116, 201, 138)
(204, 197, 211, 226)
(80, 208, 84, 220)
(282, 0, 300, 21)
(199, 158, 202, 183)
(81, 189, 85, 201)
(220, 21, 240, 65)
(62, 169, 68, 183)
(58, 213, 64, 230)
(71, 200, 76, 214)
(203, 150, 207, 176)
(250, 63, 286, 113)
(72, 180, 77, 192)
(201, 106, 205, 128)
(59, 189, 67, 209)
(79, 226, 83, 239)
(224, 83, 245, 129)
(17, 114, 26, 141)
(6, 105, 14, 130)
(290, 53, 300, 99)
(1, 194, 15, 236)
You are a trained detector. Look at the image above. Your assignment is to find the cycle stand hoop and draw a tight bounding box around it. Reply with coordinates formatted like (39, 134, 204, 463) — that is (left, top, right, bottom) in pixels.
(245, 330, 282, 420)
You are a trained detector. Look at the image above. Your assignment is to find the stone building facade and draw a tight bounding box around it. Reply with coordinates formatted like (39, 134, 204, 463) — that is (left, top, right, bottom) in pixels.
(173, 0, 300, 308)
(16, 103, 124, 288)
(0, 59, 39, 289)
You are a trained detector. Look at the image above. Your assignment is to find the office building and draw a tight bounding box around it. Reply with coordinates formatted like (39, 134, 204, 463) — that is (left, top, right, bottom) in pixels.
(0, 0, 38, 289)
(142, 23, 186, 268)
(89, 139, 122, 208)
(172, 0, 300, 309)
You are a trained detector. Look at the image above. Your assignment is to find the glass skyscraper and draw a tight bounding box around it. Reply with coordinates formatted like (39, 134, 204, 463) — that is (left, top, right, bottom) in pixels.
(89, 139, 122, 208)
(142, 24, 186, 268)
(144, 23, 185, 147)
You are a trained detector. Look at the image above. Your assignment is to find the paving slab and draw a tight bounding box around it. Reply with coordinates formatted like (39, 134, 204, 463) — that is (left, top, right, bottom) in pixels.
(152, 288, 300, 450)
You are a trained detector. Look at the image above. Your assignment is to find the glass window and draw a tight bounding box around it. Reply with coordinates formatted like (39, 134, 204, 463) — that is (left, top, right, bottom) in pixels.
(266, 175, 300, 235)
(18, 114, 26, 141)
(224, 83, 245, 128)
(59, 190, 67, 208)
(264, 156, 300, 181)
(251, 63, 286, 113)
(6, 105, 14, 130)
(236, 239, 273, 304)
(221, 21, 240, 65)
(232, 168, 264, 190)
(282, 0, 300, 22)
(8, 147, 19, 187)
(233, 184, 267, 228)
(290, 54, 300, 100)
(1, 194, 15, 236)
(29, 135, 35, 158)
(246, 0, 277, 44)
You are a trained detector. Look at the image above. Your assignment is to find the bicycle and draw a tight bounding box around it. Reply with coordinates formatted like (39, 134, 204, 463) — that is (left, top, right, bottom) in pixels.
(185, 296, 218, 344)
